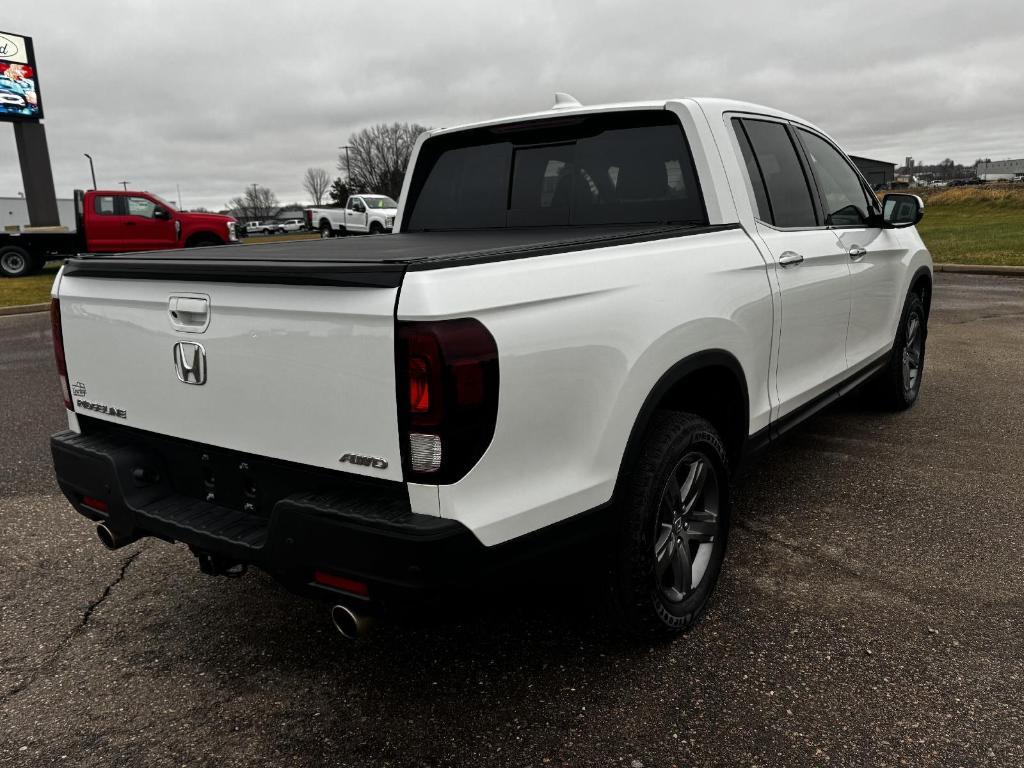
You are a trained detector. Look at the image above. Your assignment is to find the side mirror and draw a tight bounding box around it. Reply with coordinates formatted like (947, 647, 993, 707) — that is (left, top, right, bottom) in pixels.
(882, 193, 923, 228)
(153, 207, 171, 221)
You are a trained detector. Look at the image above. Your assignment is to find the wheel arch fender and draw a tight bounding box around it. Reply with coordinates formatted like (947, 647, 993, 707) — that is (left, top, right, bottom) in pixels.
(613, 349, 750, 500)
(908, 264, 933, 320)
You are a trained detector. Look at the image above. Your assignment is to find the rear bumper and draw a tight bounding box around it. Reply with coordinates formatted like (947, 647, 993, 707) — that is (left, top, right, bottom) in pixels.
(51, 420, 486, 603)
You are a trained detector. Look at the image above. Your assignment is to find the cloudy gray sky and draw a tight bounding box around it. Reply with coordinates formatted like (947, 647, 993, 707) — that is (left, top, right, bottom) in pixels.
(2, 0, 1022, 210)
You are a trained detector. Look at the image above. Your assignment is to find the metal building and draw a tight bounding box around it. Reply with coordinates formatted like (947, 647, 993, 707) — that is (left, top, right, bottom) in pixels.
(849, 156, 897, 189)
(976, 159, 1024, 182)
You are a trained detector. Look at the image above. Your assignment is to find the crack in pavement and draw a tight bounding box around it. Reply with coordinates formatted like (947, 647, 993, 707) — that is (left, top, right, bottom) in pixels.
(0, 546, 144, 707)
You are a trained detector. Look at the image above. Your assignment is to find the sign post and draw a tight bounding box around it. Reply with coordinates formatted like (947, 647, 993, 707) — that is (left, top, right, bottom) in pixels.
(1, 30, 59, 227)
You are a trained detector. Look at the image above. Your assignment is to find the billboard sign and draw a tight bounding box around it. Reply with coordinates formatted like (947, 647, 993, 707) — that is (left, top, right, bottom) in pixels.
(0, 31, 43, 121)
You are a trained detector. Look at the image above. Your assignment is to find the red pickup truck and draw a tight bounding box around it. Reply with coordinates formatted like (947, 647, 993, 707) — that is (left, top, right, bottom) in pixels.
(0, 189, 238, 277)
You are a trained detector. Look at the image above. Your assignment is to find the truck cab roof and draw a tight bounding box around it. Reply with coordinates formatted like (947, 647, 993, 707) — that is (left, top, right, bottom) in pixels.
(426, 97, 823, 139)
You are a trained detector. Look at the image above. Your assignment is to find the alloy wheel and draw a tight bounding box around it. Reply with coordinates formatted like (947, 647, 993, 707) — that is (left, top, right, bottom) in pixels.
(902, 311, 923, 395)
(653, 452, 721, 602)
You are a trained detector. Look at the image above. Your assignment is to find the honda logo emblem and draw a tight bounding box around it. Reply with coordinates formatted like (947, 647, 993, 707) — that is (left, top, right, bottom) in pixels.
(172, 341, 207, 385)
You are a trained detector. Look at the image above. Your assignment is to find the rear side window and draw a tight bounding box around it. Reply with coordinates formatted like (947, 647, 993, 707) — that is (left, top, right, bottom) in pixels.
(733, 121, 771, 221)
(736, 119, 818, 228)
(404, 111, 706, 231)
(795, 128, 876, 226)
(93, 196, 116, 215)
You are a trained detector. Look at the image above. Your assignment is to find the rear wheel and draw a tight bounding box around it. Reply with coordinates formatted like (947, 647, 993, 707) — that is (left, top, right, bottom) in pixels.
(319, 221, 333, 239)
(0, 245, 33, 278)
(868, 291, 927, 410)
(609, 412, 731, 638)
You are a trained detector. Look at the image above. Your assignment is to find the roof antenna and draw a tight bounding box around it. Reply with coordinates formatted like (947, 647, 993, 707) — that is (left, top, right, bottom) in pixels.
(551, 92, 582, 110)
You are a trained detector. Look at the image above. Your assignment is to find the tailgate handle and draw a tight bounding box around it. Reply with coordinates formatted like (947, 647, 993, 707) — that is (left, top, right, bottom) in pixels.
(169, 295, 210, 332)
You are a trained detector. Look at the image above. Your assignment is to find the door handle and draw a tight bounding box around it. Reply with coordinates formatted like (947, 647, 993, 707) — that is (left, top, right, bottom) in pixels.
(778, 251, 804, 267)
(169, 295, 210, 332)
(848, 245, 867, 260)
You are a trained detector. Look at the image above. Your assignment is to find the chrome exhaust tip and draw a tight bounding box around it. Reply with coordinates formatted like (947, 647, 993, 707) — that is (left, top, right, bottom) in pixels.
(330, 603, 374, 640)
(96, 523, 137, 551)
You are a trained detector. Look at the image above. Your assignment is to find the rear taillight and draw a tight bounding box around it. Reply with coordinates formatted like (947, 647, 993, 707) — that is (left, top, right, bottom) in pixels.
(50, 298, 73, 410)
(397, 319, 498, 484)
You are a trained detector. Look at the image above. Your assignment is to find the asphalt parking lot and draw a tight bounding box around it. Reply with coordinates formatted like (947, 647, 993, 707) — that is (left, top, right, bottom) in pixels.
(1, 272, 1022, 767)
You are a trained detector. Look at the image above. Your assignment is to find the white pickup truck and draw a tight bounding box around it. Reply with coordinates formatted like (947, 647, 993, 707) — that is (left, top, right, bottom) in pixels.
(244, 220, 284, 235)
(49, 97, 931, 640)
(306, 194, 398, 238)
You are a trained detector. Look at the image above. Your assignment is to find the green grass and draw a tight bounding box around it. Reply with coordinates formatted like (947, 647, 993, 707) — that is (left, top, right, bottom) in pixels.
(242, 232, 320, 245)
(0, 263, 60, 308)
(915, 188, 1024, 267)
(3, 202, 1022, 308)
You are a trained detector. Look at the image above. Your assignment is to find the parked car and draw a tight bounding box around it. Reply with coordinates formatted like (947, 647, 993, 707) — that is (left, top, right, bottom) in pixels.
(245, 220, 285, 235)
(306, 195, 398, 238)
(49, 97, 932, 640)
(0, 189, 237, 277)
(277, 219, 305, 233)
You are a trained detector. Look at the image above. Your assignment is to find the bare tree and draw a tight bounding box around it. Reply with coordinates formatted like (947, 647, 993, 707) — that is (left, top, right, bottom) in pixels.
(338, 122, 429, 200)
(302, 168, 331, 206)
(226, 185, 279, 221)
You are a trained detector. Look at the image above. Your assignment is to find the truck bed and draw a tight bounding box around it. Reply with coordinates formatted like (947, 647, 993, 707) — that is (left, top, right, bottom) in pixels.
(61, 224, 734, 287)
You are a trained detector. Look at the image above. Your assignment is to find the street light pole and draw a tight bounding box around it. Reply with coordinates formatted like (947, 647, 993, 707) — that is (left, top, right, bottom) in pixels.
(83, 154, 97, 190)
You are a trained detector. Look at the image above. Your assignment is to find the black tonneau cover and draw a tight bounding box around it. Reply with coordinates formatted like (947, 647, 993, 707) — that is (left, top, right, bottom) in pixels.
(61, 224, 737, 288)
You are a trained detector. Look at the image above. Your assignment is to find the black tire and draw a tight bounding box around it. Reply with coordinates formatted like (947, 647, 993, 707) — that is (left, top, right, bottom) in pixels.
(0, 245, 33, 278)
(262, 228, 272, 235)
(609, 411, 731, 638)
(369, 222, 384, 235)
(319, 221, 333, 239)
(868, 291, 927, 410)
(187, 235, 223, 248)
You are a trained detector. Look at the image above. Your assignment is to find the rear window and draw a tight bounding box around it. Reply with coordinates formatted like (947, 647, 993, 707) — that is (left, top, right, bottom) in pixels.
(404, 111, 706, 231)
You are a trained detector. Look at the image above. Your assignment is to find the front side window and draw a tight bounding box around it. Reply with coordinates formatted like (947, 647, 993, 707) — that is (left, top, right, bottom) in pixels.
(796, 129, 875, 226)
(126, 196, 157, 218)
(404, 111, 706, 231)
(93, 195, 116, 215)
(738, 118, 818, 228)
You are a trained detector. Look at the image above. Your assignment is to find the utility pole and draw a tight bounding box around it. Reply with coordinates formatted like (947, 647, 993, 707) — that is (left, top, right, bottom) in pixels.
(339, 145, 353, 188)
(118, 180, 130, 191)
(176, 183, 182, 210)
(83, 154, 97, 190)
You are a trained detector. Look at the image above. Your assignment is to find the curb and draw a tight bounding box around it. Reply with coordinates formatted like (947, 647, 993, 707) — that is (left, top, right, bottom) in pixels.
(0, 302, 49, 317)
(934, 264, 1024, 278)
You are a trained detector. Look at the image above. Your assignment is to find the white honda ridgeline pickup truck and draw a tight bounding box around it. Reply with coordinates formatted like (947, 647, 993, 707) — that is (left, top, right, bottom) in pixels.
(49, 97, 931, 639)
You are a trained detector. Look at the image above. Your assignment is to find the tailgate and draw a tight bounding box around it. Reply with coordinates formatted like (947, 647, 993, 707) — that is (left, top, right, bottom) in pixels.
(57, 275, 404, 482)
